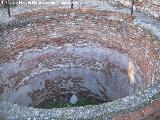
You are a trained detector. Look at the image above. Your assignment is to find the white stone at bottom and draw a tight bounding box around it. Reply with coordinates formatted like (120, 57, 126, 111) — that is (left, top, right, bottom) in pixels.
(70, 94, 78, 104)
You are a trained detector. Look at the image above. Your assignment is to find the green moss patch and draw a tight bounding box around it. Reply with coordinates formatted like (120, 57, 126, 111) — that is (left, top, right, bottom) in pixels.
(42, 97, 100, 109)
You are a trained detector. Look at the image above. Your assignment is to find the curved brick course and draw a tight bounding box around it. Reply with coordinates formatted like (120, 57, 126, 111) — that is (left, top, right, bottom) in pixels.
(0, 8, 160, 120)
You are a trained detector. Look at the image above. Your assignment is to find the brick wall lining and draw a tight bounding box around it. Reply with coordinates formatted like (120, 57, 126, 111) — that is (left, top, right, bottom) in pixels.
(0, 8, 159, 120)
